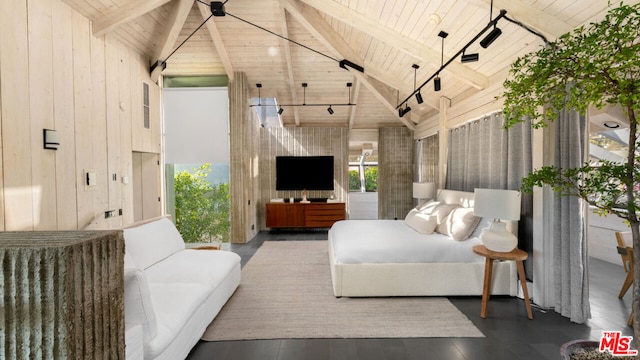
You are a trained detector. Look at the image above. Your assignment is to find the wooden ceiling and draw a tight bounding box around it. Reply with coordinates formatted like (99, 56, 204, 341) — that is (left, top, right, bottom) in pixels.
(61, 0, 634, 134)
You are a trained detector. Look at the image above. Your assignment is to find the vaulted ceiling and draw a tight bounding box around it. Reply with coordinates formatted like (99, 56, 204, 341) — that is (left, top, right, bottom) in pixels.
(61, 0, 634, 134)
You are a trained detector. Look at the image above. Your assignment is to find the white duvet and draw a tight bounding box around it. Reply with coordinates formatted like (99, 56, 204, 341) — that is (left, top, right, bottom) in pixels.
(329, 219, 486, 264)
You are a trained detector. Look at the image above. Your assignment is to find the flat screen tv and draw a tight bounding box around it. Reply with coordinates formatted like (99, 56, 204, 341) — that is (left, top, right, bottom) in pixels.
(276, 156, 334, 191)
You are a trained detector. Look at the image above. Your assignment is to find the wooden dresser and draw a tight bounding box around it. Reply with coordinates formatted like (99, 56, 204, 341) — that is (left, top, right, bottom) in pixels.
(266, 202, 346, 228)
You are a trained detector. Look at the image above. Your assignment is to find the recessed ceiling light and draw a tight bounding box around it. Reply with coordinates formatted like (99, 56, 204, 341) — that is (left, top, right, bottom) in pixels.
(603, 121, 621, 129)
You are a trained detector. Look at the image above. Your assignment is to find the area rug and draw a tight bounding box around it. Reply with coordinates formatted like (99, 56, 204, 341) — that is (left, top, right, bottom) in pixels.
(201, 241, 484, 341)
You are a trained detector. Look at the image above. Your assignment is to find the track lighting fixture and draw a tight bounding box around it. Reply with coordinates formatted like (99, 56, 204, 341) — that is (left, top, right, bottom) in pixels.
(480, 26, 502, 48)
(480, 0, 502, 48)
(461, 51, 479, 63)
(433, 77, 441, 92)
(434, 31, 447, 92)
(412, 64, 423, 104)
(249, 82, 356, 111)
(398, 104, 412, 118)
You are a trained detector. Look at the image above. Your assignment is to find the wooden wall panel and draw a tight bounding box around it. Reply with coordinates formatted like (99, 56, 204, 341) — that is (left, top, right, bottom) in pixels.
(28, 0, 57, 230)
(0, 0, 34, 230)
(378, 127, 413, 220)
(258, 127, 349, 230)
(52, 0, 79, 230)
(118, 41, 134, 224)
(1, 0, 161, 231)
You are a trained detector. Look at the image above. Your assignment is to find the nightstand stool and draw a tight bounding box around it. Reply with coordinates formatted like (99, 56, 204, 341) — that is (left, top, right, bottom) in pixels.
(472, 244, 533, 320)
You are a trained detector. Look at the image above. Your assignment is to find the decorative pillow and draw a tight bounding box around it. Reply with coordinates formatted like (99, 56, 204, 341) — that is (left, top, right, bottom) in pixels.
(123, 268, 157, 342)
(437, 207, 482, 241)
(415, 200, 439, 213)
(429, 203, 459, 224)
(404, 210, 438, 234)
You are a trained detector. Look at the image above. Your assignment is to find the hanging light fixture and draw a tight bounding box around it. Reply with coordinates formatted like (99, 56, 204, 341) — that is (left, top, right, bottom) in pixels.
(278, 106, 284, 115)
(256, 83, 262, 105)
(461, 49, 479, 63)
(434, 31, 448, 92)
(327, 106, 334, 115)
(480, 0, 502, 48)
(412, 64, 423, 104)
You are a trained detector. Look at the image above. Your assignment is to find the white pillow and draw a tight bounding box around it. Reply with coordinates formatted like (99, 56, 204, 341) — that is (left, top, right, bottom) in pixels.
(429, 203, 459, 224)
(437, 207, 482, 241)
(404, 210, 438, 234)
(124, 217, 185, 270)
(415, 200, 439, 213)
(123, 268, 157, 343)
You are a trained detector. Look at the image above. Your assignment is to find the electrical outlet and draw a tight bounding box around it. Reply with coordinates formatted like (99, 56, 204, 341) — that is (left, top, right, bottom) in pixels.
(119, 209, 123, 216)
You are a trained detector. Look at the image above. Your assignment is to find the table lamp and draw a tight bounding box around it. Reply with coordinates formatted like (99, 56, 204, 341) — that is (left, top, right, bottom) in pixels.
(413, 182, 435, 202)
(473, 188, 521, 252)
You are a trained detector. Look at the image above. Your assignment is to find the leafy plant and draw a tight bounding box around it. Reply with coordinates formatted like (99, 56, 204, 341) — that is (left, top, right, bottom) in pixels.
(502, 2, 639, 344)
(364, 166, 378, 192)
(174, 164, 230, 243)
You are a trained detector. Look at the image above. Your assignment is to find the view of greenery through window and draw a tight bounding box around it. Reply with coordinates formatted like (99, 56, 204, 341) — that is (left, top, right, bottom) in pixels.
(174, 164, 230, 243)
(349, 155, 378, 192)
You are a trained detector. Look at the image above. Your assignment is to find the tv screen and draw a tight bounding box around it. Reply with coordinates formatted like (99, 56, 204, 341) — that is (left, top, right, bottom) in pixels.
(276, 156, 334, 191)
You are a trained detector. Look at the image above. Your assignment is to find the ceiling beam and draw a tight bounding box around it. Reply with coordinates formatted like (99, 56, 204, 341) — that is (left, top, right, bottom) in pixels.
(196, 2, 234, 81)
(282, 0, 415, 129)
(276, 4, 301, 126)
(151, 0, 194, 66)
(93, 0, 173, 37)
(348, 79, 361, 130)
(298, 0, 489, 90)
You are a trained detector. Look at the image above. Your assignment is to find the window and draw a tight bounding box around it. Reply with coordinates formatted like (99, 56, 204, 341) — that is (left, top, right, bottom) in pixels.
(143, 82, 150, 129)
(349, 155, 378, 192)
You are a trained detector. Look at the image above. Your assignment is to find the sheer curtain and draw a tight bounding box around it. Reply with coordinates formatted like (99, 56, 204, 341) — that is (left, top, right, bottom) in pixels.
(552, 108, 590, 323)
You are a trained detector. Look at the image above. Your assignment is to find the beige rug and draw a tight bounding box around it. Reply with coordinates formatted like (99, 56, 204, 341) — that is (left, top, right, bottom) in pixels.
(201, 241, 484, 341)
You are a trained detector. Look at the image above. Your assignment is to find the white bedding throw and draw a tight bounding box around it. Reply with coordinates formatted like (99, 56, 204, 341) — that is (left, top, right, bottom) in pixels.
(329, 220, 485, 264)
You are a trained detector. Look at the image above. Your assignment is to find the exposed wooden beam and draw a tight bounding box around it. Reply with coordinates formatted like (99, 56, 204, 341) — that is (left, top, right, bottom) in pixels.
(298, 0, 489, 90)
(151, 0, 194, 65)
(282, 0, 415, 129)
(277, 3, 301, 126)
(348, 79, 361, 130)
(93, 0, 173, 37)
(196, 2, 234, 81)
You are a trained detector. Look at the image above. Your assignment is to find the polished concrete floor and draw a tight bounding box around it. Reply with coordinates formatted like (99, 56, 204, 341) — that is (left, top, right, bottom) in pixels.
(186, 230, 634, 360)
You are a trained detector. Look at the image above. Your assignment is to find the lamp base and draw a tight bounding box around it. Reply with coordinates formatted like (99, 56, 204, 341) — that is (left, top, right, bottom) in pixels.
(481, 221, 517, 252)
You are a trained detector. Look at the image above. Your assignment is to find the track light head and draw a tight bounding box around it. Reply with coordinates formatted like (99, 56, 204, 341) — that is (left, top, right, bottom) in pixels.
(327, 106, 334, 115)
(480, 26, 502, 48)
(461, 52, 479, 63)
(210, 2, 226, 16)
(278, 107, 284, 115)
(434, 77, 441, 92)
(415, 91, 424, 104)
(399, 105, 412, 118)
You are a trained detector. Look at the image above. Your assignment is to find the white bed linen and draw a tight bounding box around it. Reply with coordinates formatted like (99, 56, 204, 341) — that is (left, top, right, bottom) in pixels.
(330, 220, 484, 265)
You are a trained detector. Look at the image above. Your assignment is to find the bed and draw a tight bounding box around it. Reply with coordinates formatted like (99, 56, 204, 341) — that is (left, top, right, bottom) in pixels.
(328, 189, 518, 297)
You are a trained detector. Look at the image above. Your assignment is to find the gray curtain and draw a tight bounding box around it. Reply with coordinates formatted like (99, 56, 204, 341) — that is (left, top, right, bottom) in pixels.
(553, 108, 591, 323)
(446, 112, 534, 277)
(446, 112, 531, 192)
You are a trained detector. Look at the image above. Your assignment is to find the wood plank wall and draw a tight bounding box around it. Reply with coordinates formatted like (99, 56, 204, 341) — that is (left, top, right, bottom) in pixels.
(416, 134, 439, 184)
(229, 72, 261, 243)
(0, 0, 161, 231)
(378, 127, 414, 220)
(259, 127, 349, 230)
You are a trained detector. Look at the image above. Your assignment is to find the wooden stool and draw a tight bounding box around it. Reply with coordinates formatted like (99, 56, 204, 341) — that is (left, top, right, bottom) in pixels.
(472, 244, 533, 320)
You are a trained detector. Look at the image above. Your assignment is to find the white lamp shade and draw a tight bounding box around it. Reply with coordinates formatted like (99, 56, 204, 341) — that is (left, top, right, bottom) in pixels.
(413, 182, 435, 199)
(473, 188, 521, 221)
